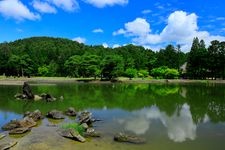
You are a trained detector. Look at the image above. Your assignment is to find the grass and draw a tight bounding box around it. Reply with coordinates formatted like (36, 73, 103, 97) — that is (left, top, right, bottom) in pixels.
(60, 122, 85, 135)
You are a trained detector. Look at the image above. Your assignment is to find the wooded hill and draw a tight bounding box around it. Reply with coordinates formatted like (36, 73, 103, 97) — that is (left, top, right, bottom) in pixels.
(0, 36, 224, 79)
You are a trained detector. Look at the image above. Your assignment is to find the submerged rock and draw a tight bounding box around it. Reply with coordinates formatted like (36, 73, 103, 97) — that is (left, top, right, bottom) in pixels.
(9, 127, 31, 135)
(24, 110, 43, 122)
(23, 82, 34, 99)
(84, 128, 101, 137)
(65, 107, 77, 117)
(114, 133, 146, 144)
(58, 129, 86, 143)
(0, 141, 17, 150)
(46, 110, 65, 119)
(34, 95, 42, 101)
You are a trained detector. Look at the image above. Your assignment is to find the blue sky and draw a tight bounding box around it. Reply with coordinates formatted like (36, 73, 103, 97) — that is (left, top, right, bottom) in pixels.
(0, 0, 225, 51)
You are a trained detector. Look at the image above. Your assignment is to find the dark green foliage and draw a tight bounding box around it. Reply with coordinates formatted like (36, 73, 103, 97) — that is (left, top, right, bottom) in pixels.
(60, 123, 85, 135)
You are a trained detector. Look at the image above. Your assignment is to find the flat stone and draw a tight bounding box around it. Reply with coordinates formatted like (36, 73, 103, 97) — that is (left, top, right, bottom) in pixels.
(59, 129, 86, 143)
(84, 128, 101, 137)
(9, 127, 31, 135)
(46, 110, 65, 119)
(0, 141, 17, 150)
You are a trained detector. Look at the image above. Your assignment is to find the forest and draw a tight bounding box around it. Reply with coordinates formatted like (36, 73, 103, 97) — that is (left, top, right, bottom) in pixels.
(0, 37, 224, 80)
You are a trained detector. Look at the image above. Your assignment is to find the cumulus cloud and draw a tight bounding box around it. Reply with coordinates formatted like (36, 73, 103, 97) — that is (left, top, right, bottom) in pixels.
(113, 10, 225, 51)
(0, 0, 40, 21)
(48, 0, 79, 12)
(92, 28, 104, 33)
(102, 42, 109, 48)
(32, 0, 57, 14)
(72, 37, 86, 43)
(83, 0, 128, 8)
(112, 44, 120, 48)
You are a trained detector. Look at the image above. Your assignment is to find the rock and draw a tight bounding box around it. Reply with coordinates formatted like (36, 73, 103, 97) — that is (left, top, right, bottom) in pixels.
(23, 82, 34, 99)
(46, 110, 64, 119)
(80, 123, 89, 130)
(59, 129, 86, 143)
(40, 93, 56, 102)
(60, 96, 64, 100)
(78, 111, 93, 125)
(114, 133, 146, 144)
(0, 133, 6, 140)
(65, 107, 77, 116)
(0, 141, 17, 150)
(14, 93, 27, 99)
(84, 128, 101, 137)
(24, 110, 43, 122)
(1, 117, 36, 131)
(9, 127, 31, 135)
(19, 117, 37, 128)
(2, 120, 21, 131)
(34, 95, 42, 101)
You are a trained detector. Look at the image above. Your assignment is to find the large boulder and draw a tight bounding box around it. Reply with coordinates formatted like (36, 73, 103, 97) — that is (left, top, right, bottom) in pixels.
(2, 120, 21, 131)
(65, 107, 77, 117)
(46, 110, 65, 119)
(114, 133, 146, 144)
(58, 129, 86, 143)
(22, 82, 34, 99)
(78, 111, 93, 125)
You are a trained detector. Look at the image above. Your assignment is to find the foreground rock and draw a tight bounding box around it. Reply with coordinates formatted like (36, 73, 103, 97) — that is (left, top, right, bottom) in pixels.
(58, 129, 86, 143)
(46, 110, 65, 119)
(84, 128, 101, 137)
(0, 141, 17, 150)
(23, 82, 34, 99)
(78, 111, 96, 125)
(2, 117, 36, 131)
(24, 109, 43, 122)
(9, 127, 31, 135)
(114, 133, 146, 144)
(65, 107, 77, 117)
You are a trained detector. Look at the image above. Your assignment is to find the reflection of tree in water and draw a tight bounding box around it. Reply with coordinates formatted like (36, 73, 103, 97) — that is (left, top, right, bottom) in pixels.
(185, 84, 225, 123)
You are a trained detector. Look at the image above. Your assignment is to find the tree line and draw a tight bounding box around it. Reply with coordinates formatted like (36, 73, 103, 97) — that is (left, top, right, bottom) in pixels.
(0, 36, 224, 79)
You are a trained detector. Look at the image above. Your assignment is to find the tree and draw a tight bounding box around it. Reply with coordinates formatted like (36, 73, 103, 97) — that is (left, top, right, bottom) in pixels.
(125, 68, 137, 79)
(187, 38, 207, 79)
(64, 55, 81, 77)
(101, 55, 124, 80)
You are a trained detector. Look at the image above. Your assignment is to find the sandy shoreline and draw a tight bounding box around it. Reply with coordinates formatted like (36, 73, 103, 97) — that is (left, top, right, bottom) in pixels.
(0, 77, 225, 85)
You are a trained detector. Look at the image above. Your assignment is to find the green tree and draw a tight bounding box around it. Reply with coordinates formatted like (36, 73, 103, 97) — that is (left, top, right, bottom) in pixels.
(64, 55, 81, 77)
(125, 68, 137, 79)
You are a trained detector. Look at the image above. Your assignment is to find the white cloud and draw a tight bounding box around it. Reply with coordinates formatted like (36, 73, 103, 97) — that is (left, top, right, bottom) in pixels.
(142, 9, 151, 14)
(32, 0, 57, 14)
(72, 37, 86, 43)
(92, 28, 104, 33)
(83, 0, 128, 8)
(112, 44, 120, 48)
(113, 10, 225, 52)
(102, 42, 109, 48)
(113, 18, 151, 37)
(48, 0, 79, 12)
(0, 0, 40, 21)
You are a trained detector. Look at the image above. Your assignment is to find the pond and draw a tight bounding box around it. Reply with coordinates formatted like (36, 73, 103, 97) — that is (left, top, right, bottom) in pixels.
(0, 82, 225, 150)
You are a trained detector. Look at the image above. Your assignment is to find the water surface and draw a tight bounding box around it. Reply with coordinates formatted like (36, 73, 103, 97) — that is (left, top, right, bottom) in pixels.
(0, 83, 225, 150)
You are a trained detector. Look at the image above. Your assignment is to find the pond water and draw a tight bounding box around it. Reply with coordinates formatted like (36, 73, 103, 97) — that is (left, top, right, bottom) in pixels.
(0, 83, 225, 150)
